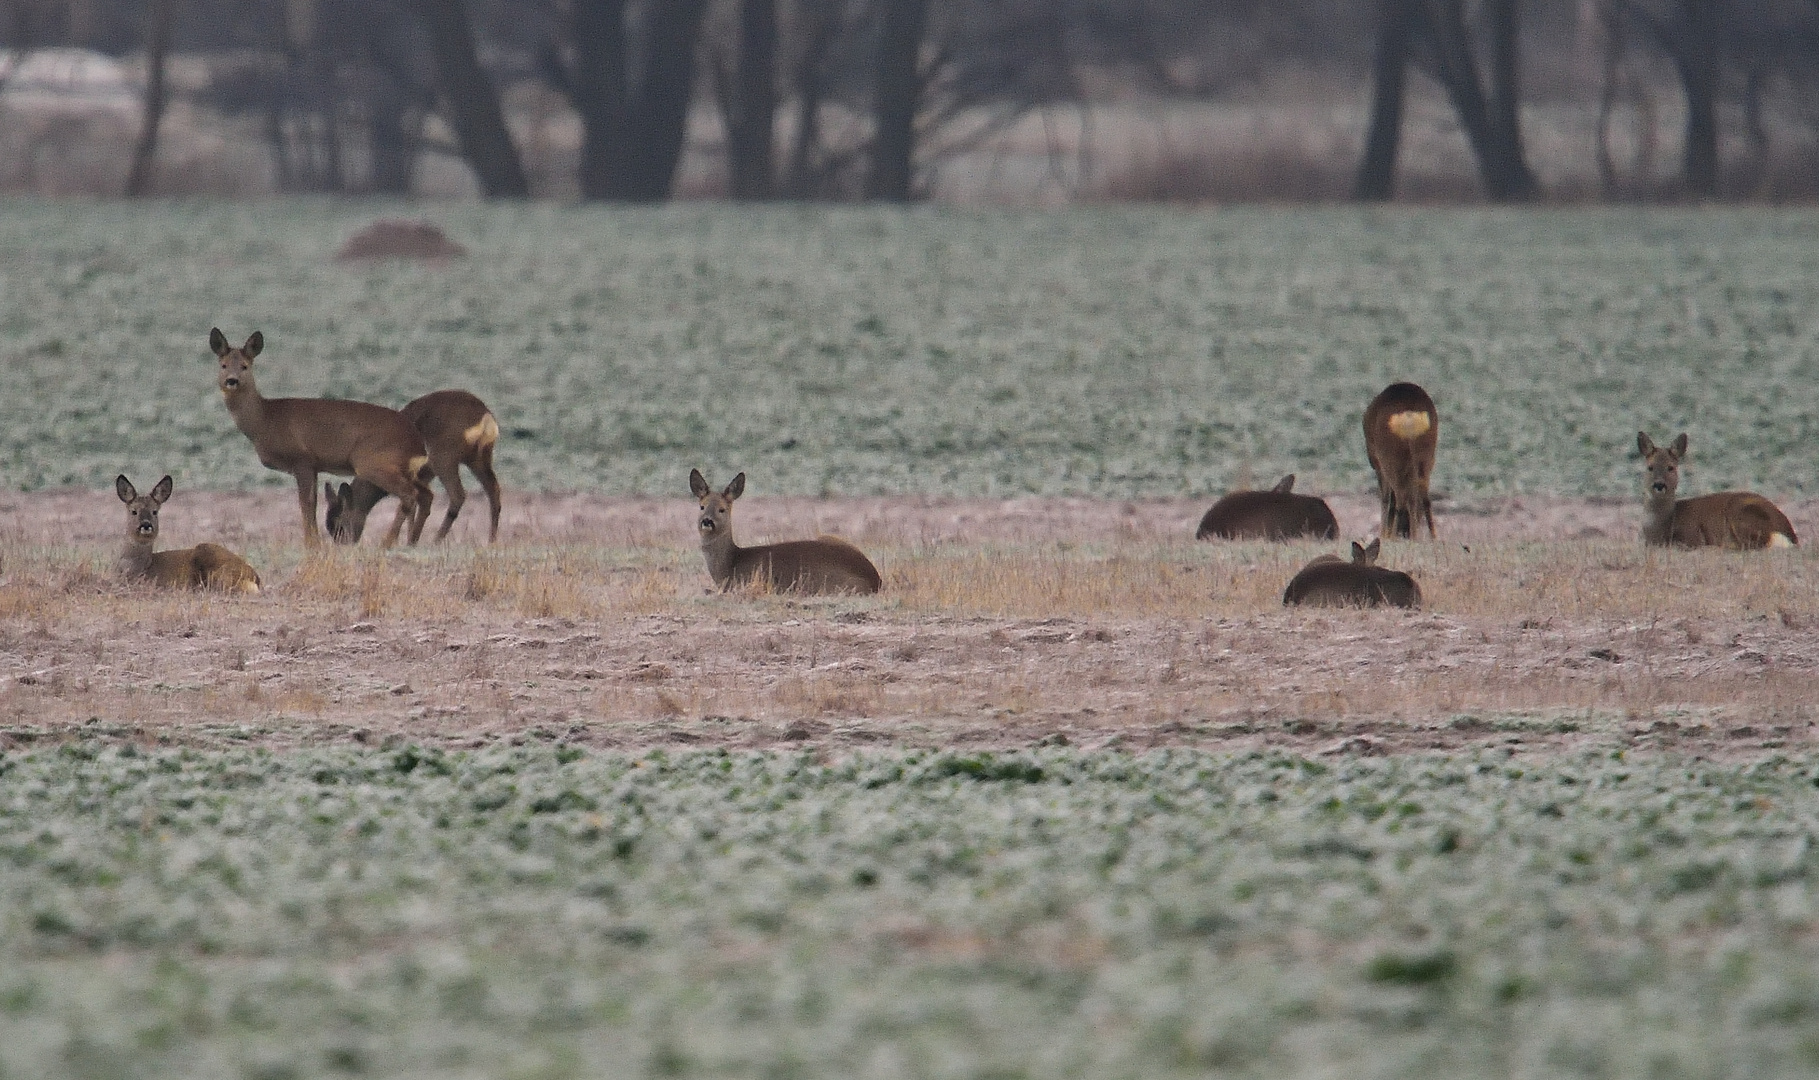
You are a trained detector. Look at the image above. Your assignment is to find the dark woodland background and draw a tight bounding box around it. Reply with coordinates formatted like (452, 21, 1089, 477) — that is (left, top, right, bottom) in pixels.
(3, 0, 1819, 202)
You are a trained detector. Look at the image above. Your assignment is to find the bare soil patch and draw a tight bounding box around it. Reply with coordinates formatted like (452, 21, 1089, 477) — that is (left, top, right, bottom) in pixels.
(2, 489, 1815, 759)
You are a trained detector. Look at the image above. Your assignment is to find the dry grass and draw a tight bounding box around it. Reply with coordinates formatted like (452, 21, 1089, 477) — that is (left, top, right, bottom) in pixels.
(1, 491, 1815, 758)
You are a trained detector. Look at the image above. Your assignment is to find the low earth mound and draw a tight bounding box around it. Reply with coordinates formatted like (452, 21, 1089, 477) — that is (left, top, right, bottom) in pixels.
(334, 219, 467, 261)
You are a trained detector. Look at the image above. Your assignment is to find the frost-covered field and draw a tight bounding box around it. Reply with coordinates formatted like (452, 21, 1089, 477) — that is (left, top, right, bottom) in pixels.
(2, 745, 1818, 1079)
(3, 201, 1818, 499)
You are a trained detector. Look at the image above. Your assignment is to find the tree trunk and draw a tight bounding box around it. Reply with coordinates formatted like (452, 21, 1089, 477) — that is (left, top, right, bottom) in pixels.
(866, 0, 929, 202)
(616, 0, 710, 200)
(1486, 0, 1528, 180)
(1677, 0, 1719, 196)
(1354, 0, 1418, 200)
(570, 0, 629, 199)
(125, 0, 176, 197)
(416, 0, 528, 197)
(728, 0, 776, 199)
(567, 0, 709, 202)
(1422, 0, 1538, 201)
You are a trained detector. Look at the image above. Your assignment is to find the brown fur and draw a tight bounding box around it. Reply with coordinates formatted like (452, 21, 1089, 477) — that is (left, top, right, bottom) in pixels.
(115, 475, 261, 594)
(1363, 382, 1439, 539)
(1637, 432, 1798, 549)
(210, 328, 431, 548)
(689, 469, 883, 595)
(326, 389, 503, 544)
(1196, 475, 1339, 541)
(1282, 539, 1421, 608)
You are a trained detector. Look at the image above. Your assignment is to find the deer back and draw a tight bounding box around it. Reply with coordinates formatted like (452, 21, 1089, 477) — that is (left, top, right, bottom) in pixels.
(401, 389, 498, 463)
(251, 397, 428, 476)
(731, 538, 884, 595)
(1282, 543, 1421, 608)
(1670, 492, 1799, 549)
(148, 545, 262, 593)
(1196, 481, 1339, 541)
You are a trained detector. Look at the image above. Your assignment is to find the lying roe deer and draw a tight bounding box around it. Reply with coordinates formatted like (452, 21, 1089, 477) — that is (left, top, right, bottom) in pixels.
(115, 475, 262, 594)
(690, 469, 883, 595)
(1282, 539, 1421, 608)
(1363, 382, 1439, 539)
(211, 328, 431, 547)
(1195, 474, 1339, 541)
(325, 389, 503, 544)
(1637, 432, 1797, 549)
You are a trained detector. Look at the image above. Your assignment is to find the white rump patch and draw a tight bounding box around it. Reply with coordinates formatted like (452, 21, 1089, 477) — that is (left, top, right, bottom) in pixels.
(1386, 411, 1431, 440)
(1769, 533, 1794, 548)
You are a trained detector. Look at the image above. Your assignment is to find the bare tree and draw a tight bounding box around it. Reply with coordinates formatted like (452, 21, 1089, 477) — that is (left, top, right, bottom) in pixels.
(1354, 0, 1538, 201)
(865, 0, 928, 200)
(726, 0, 777, 198)
(125, 0, 177, 195)
(549, 0, 711, 200)
(416, 0, 528, 196)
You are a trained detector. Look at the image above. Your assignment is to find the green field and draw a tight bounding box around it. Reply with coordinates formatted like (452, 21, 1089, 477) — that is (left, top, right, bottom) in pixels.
(0, 745, 1816, 1079)
(3, 201, 1818, 499)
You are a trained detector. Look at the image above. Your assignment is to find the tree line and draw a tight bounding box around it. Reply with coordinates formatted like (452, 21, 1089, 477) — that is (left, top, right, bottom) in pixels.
(3, 0, 1818, 201)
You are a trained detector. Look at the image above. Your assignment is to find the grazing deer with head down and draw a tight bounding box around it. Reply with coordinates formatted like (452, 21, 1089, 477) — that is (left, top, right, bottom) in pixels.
(324, 389, 503, 545)
(689, 469, 883, 595)
(116, 475, 262, 594)
(1637, 432, 1797, 549)
(1282, 539, 1421, 608)
(1363, 382, 1439, 539)
(210, 328, 431, 547)
(1196, 474, 1339, 541)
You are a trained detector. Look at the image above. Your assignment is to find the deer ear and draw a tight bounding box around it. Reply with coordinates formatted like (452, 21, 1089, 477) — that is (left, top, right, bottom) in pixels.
(1351, 541, 1366, 562)
(150, 475, 173, 504)
(1364, 538, 1381, 563)
(338, 482, 353, 500)
(1671, 432, 1688, 458)
(116, 475, 137, 503)
(243, 331, 263, 359)
(689, 468, 710, 499)
(325, 482, 338, 504)
(209, 328, 230, 357)
(724, 472, 746, 501)
(1637, 432, 1654, 456)
(1273, 475, 1295, 494)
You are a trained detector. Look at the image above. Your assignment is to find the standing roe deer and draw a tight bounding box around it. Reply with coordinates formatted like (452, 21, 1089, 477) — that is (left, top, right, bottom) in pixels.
(1282, 539, 1421, 608)
(211, 328, 431, 547)
(1363, 382, 1439, 539)
(689, 469, 883, 595)
(325, 389, 503, 544)
(1637, 432, 1797, 549)
(116, 475, 262, 593)
(1196, 474, 1339, 541)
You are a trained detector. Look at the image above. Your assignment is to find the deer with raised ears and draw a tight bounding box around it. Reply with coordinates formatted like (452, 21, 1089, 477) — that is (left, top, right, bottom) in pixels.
(324, 390, 503, 545)
(1282, 539, 1421, 608)
(115, 475, 262, 594)
(1363, 382, 1439, 539)
(1637, 432, 1798, 549)
(1195, 474, 1340, 541)
(689, 469, 883, 595)
(210, 328, 432, 547)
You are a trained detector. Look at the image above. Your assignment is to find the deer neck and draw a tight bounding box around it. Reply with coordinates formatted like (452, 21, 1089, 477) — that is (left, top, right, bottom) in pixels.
(117, 536, 155, 580)
(1641, 488, 1678, 544)
(700, 528, 742, 587)
(221, 375, 269, 439)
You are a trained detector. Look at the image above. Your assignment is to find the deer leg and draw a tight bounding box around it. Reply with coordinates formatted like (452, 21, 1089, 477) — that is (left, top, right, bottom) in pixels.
(472, 446, 502, 544)
(294, 469, 322, 545)
(431, 452, 467, 542)
(358, 464, 419, 550)
(407, 465, 436, 545)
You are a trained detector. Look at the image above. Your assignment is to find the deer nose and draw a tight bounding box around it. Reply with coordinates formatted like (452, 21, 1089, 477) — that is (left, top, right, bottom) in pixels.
(699, 517, 715, 532)
(223, 377, 240, 388)
(1651, 482, 1667, 492)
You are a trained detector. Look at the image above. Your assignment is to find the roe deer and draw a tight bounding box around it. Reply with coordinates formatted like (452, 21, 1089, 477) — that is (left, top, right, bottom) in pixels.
(689, 469, 883, 595)
(1637, 432, 1797, 549)
(1196, 474, 1339, 541)
(115, 475, 262, 594)
(211, 328, 431, 547)
(1363, 382, 1439, 539)
(1282, 539, 1421, 608)
(325, 390, 503, 544)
